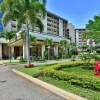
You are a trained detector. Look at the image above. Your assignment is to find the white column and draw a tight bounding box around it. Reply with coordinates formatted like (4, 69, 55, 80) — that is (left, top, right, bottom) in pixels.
(54, 44, 58, 57)
(0, 44, 2, 59)
(23, 42, 26, 58)
(41, 44, 45, 58)
(59, 19, 63, 37)
(11, 46, 14, 54)
(11, 46, 14, 59)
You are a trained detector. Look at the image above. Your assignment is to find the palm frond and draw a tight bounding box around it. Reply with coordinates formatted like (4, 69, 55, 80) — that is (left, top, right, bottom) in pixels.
(45, 38, 54, 46)
(0, 32, 5, 38)
(0, 30, 16, 41)
(25, 10, 37, 31)
(2, 13, 12, 26)
(30, 1, 46, 18)
(36, 18, 44, 32)
(29, 34, 37, 43)
(16, 18, 25, 31)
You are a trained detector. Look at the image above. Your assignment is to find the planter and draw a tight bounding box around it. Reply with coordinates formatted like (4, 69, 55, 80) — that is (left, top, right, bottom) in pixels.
(24, 64, 34, 68)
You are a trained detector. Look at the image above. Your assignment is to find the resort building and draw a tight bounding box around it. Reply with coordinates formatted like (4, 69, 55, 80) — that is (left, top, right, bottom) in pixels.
(0, 11, 76, 59)
(75, 29, 86, 46)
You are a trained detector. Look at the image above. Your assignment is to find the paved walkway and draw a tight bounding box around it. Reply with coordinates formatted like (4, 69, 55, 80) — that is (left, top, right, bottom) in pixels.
(0, 65, 66, 100)
(1, 59, 71, 65)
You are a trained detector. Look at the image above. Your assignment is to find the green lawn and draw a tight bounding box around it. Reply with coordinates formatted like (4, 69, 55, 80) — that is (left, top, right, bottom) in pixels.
(17, 63, 100, 100)
(17, 64, 51, 76)
(38, 76, 100, 100)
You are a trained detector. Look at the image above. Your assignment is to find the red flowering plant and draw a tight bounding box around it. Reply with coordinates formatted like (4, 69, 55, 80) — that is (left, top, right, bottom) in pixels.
(24, 64, 34, 68)
(94, 61, 100, 76)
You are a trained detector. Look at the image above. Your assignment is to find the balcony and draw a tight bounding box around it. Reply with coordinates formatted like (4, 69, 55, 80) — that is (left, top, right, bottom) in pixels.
(47, 16, 54, 21)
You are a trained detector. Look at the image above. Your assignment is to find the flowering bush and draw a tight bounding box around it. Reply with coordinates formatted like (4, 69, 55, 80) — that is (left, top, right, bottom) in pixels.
(94, 61, 100, 76)
(24, 64, 34, 68)
(78, 52, 99, 67)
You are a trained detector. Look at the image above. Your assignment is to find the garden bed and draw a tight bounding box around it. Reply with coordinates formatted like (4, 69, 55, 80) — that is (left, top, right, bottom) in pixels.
(17, 61, 100, 100)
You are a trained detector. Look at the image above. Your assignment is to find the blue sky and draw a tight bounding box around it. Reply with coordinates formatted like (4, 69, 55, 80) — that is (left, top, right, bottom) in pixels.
(46, 0, 100, 28)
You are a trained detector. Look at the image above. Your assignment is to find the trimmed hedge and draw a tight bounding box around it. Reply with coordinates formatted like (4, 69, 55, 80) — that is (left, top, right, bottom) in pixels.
(43, 61, 100, 91)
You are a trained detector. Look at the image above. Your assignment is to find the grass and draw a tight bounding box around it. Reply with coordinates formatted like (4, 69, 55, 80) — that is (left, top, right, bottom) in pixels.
(60, 65, 95, 76)
(17, 64, 52, 76)
(16, 63, 100, 100)
(38, 76, 100, 100)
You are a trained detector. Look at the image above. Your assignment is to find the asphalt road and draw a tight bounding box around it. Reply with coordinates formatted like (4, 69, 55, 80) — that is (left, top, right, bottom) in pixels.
(0, 66, 66, 100)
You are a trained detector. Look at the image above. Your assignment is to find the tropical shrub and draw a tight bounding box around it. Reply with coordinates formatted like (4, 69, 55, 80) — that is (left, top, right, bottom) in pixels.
(43, 61, 100, 91)
(78, 52, 99, 66)
(94, 61, 100, 76)
(19, 57, 27, 62)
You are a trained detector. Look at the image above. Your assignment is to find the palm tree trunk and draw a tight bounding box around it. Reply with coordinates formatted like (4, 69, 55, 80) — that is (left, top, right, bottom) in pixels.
(62, 49, 63, 59)
(26, 22, 30, 65)
(48, 48, 49, 60)
(9, 43, 11, 62)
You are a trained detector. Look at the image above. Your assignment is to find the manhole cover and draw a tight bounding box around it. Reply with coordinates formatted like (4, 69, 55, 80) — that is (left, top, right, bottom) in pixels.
(0, 80, 7, 83)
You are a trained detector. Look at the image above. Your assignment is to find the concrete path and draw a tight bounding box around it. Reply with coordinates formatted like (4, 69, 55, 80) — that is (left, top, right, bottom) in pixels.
(1, 59, 71, 66)
(0, 66, 66, 100)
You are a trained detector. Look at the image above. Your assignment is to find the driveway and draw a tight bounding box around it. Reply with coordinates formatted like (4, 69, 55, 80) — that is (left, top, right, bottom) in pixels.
(0, 66, 66, 100)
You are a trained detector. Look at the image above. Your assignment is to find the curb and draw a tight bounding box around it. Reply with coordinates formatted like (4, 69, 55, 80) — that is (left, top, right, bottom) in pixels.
(12, 69, 87, 100)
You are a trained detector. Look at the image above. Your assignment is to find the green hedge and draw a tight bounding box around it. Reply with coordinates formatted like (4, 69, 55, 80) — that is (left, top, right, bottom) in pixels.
(43, 61, 100, 91)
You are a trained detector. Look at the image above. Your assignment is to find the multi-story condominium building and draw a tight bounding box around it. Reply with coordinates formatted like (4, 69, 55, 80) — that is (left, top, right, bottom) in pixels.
(0, 0, 8, 59)
(75, 29, 86, 46)
(0, 10, 76, 59)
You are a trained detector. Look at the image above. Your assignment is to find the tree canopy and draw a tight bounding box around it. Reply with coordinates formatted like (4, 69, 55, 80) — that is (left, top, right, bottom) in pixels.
(84, 15, 100, 43)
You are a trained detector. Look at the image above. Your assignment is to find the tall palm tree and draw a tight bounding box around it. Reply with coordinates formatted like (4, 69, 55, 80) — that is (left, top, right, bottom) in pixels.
(29, 34, 37, 45)
(82, 32, 94, 53)
(60, 40, 69, 59)
(29, 34, 37, 58)
(44, 38, 54, 60)
(0, 30, 16, 62)
(0, 0, 46, 65)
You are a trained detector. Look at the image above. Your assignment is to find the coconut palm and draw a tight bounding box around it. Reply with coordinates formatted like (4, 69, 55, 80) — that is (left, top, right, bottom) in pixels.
(29, 34, 37, 45)
(60, 40, 69, 59)
(44, 38, 54, 60)
(29, 34, 37, 59)
(82, 32, 94, 53)
(0, 30, 16, 62)
(69, 42, 76, 55)
(0, 0, 46, 65)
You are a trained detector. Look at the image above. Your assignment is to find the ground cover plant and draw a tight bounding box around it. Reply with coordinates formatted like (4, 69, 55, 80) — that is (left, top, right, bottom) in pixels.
(43, 61, 100, 91)
(17, 61, 100, 100)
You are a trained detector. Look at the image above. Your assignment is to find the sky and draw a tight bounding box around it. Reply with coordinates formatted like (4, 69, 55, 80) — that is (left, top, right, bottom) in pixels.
(46, 0, 100, 28)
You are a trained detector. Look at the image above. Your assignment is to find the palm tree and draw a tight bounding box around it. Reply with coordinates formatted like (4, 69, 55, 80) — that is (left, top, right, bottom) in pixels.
(29, 34, 37, 58)
(0, 30, 16, 62)
(82, 32, 94, 53)
(44, 38, 54, 60)
(29, 34, 37, 46)
(69, 42, 76, 55)
(0, 0, 46, 65)
(60, 40, 69, 59)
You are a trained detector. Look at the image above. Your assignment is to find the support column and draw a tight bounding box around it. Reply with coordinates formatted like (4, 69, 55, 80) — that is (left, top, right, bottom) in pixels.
(41, 44, 45, 58)
(11, 46, 14, 59)
(11, 46, 14, 54)
(23, 42, 26, 58)
(54, 44, 58, 57)
(0, 44, 2, 59)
